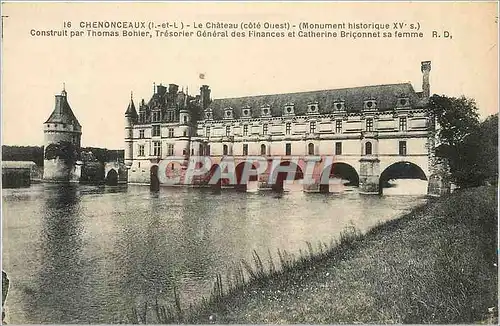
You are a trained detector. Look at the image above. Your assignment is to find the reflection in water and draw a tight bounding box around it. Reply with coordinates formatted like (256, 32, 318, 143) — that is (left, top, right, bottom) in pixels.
(2, 184, 427, 324)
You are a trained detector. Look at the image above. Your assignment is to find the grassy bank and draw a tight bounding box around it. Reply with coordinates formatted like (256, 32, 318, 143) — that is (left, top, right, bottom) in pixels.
(135, 186, 498, 324)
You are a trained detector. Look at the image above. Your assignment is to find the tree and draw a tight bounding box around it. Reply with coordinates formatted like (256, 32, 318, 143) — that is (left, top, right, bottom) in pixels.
(430, 94, 497, 188)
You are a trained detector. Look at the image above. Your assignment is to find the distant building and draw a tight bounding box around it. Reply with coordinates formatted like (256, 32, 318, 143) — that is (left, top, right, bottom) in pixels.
(2, 161, 41, 188)
(124, 61, 449, 195)
(42, 87, 82, 182)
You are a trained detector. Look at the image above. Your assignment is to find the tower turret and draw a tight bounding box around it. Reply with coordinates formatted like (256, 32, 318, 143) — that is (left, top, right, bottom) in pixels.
(43, 86, 82, 182)
(124, 92, 137, 166)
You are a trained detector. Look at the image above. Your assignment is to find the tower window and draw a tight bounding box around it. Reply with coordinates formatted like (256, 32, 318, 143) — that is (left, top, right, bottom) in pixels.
(225, 126, 231, 137)
(366, 118, 374, 131)
(399, 117, 407, 131)
(243, 125, 248, 136)
(138, 145, 145, 157)
(243, 144, 248, 156)
(262, 123, 268, 135)
(399, 141, 407, 156)
(206, 126, 211, 137)
(152, 125, 161, 137)
(285, 122, 291, 135)
(365, 142, 372, 155)
(183, 116, 188, 123)
(310, 121, 316, 134)
(139, 130, 145, 139)
(335, 142, 342, 155)
(285, 143, 292, 156)
(153, 141, 161, 157)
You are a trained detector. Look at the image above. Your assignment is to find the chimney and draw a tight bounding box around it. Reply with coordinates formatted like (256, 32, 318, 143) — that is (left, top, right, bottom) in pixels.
(421, 61, 431, 98)
(200, 85, 211, 109)
(156, 83, 167, 97)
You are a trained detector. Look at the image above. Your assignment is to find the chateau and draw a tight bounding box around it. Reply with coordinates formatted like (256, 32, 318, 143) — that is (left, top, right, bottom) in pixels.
(124, 61, 449, 195)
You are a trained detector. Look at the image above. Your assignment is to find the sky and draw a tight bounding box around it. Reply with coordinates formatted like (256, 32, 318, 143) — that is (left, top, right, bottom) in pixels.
(1, 2, 498, 149)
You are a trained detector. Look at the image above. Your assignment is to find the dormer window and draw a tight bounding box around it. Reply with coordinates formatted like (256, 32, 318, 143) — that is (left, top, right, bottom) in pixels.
(241, 107, 252, 118)
(397, 97, 410, 108)
(205, 110, 212, 120)
(364, 99, 377, 110)
(224, 108, 234, 119)
(261, 106, 271, 117)
(307, 102, 319, 114)
(283, 103, 295, 116)
(334, 100, 345, 111)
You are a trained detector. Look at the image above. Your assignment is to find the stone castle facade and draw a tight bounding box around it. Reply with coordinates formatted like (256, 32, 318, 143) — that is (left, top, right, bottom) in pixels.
(124, 61, 449, 195)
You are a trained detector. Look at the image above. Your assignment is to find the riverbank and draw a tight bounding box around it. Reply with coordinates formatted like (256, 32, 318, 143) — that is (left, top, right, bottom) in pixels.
(178, 186, 497, 324)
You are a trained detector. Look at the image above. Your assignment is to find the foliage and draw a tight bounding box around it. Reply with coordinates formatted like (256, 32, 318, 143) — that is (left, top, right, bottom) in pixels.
(430, 95, 497, 188)
(1, 145, 44, 166)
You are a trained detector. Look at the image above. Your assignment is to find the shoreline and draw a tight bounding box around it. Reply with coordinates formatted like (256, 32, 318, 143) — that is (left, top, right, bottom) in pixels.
(141, 186, 497, 324)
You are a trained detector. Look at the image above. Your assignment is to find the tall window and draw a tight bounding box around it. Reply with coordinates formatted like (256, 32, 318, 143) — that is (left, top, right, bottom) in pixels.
(399, 117, 407, 131)
(243, 125, 248, 136)
(152, 125, 161, 137)
(168, 128, 174, 138)
(206, 145, 211, 155)
(243, 144, 248, 156)
(139, 112, 147, 123)
(285, 122, 291, 135)
(206, 126, 211, 138)
(138, 145, 145, 157)
(199, 144, 204, 156)
(310, 121, 316, 134)
(308, 143, 315, 155)
(285, 143, 292, 156)
(260, 144, 266, 155)
(335, 120, 342, 133)
(153, 141, 161, 156)
(399, 141, 407, 156)
(167, 144, 174, 156)
(225, 126, 231, 137)
(223, 144, 228, 155)
(366, 118, 374, 131)
(262, 124, 268, 135)
(365, 142, 373, 155)
(335, 142, 342, 155)
(139, 130, 145, 139)
(152, 111, 161, 123)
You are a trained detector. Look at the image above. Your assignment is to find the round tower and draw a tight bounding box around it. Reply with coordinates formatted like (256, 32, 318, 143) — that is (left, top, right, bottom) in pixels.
(43, 86, 82, 182)
(124, 92, 137, 166)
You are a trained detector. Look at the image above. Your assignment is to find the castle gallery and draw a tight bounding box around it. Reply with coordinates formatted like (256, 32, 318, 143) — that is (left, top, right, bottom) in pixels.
(122, 61, 447, 195)
(42, 61, 449, 195)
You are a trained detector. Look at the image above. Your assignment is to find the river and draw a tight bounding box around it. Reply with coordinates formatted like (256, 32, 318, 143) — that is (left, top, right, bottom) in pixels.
(2, 181, 427, 324)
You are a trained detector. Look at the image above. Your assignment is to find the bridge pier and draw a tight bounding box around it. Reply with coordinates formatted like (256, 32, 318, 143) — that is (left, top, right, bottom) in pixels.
(359, 157, 380, 194)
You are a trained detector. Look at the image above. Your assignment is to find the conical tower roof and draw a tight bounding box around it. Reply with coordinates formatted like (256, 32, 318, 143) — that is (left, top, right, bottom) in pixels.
(125, 92, 138, 117)
(44, 87, 81, 128)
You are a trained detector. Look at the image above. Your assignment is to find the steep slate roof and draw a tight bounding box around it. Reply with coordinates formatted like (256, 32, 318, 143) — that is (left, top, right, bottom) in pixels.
(125, 97, 138, 117)
(44, 92, 81, 127)
(207, 83, 426, 120)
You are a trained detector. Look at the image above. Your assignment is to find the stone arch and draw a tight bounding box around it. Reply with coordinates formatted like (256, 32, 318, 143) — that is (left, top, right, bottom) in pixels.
(319, 162, 360, 193)
(379, 161, 427, 194)
(269, 161, 304, 192)
(105, 168, 118, 186)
